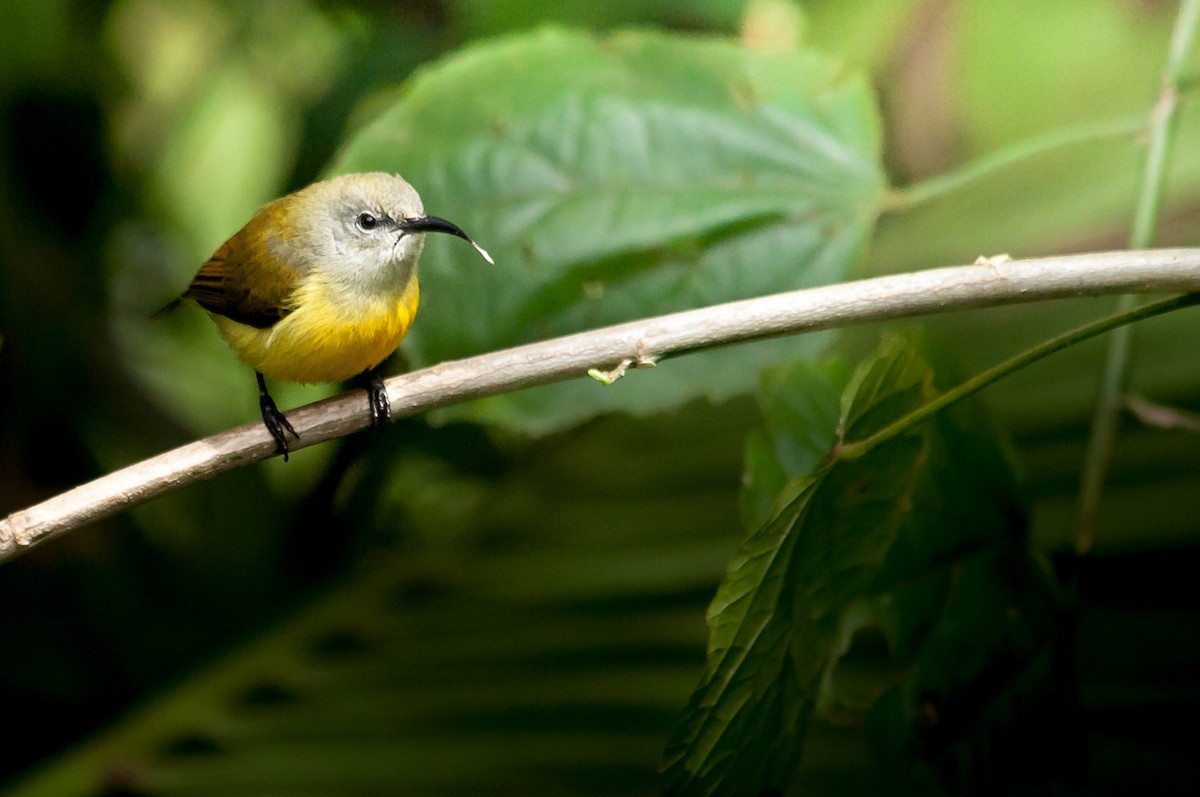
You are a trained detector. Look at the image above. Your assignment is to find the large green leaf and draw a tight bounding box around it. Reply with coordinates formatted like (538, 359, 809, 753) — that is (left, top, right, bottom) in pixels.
(662, 337, 933, 795)
(831, 362, 1068, 794)
(333, 27, 885, 433)
(664, 332, 1071, 794)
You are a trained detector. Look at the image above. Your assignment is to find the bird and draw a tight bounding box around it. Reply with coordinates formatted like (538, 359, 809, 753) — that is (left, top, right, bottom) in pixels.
(169, 172, 493, 460)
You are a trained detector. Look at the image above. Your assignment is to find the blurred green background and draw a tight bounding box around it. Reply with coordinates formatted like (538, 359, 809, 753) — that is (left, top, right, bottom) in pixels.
(2, 0, 1199, 794)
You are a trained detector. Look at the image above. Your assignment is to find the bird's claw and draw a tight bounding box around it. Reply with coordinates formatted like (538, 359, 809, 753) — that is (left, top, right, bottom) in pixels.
(365, 375, 391, 427)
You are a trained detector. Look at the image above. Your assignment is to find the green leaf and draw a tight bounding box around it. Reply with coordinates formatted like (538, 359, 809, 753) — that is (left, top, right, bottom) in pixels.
(333, 27, 885, 433)
(739, 358, 851, 531)
(838, 335, 933, 440)
(665, 334, 1053, 794)
(817, 359, 1056, 787)
(662, 337, 933, 796)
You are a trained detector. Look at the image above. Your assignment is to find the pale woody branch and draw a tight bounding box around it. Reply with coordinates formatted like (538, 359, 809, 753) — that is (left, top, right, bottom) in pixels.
(4, 248, 1200, 563)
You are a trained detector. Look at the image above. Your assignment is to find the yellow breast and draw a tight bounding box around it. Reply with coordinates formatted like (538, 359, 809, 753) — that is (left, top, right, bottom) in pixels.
(212, 274, 420, 384)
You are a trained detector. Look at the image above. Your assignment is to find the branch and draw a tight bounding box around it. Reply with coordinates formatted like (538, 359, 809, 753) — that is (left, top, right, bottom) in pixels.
(4, 248, 1200, 563)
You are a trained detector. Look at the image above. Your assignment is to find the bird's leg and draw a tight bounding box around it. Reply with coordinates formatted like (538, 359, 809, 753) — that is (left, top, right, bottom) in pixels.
(358, 369, 391, 427)
(257, 371, 299, 460)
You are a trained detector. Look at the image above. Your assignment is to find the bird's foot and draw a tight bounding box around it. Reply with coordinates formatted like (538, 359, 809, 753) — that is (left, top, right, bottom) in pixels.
(257, 372, 299, 461)
(363, 373, 391, 427)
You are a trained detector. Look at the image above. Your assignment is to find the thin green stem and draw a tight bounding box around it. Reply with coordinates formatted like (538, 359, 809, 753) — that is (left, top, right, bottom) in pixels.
(1132, 0, 1199, 249)
(883, 116, 1144, 212)
(837, 294, 1200, 463)
(1077, 0, 1200, 554)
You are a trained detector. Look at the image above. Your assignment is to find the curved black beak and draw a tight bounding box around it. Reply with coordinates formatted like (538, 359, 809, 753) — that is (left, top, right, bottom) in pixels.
(398, 215, 494, 264)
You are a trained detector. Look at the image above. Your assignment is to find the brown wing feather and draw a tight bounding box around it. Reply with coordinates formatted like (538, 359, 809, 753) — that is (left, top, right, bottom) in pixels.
(183, 200, 303, 329)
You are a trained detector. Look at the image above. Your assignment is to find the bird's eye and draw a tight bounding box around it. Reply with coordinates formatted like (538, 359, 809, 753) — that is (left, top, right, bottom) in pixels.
(355, 212, 379, 231)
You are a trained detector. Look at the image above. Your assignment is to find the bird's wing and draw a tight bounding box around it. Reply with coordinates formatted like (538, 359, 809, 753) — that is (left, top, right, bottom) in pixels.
(183, 202, 303, 330)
